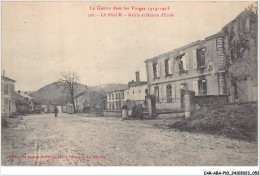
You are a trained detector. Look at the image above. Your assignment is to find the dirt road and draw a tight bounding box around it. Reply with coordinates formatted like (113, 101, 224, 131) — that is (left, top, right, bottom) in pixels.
(1, 113, 258, 166)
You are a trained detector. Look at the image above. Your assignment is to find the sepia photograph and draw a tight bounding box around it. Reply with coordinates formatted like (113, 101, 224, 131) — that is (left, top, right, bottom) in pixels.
(1, 0, 259, 174)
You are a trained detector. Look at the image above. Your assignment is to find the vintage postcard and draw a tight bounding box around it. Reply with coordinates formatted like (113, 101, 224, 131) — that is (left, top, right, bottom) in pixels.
(1, 1, 259, 175)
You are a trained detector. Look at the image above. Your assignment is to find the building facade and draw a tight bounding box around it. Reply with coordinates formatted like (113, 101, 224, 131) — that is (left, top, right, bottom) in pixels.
(106, 89, 125, 111)
(144, 8, 257, 110)
(222, 8, 258, 102)
(67, 90, 103, 113)
(145, 33, 228, 110)
(1, 74, 16, 117)
(15, 91, 42, 114)
(124, 71, 147, 106)
(106, 72, 148, 111)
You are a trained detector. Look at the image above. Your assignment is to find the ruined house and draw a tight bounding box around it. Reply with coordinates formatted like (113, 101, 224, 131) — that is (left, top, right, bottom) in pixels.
(1, 71, 16, 117)
(222, 8, 258, 102)
(66, 90, 103, 113)
(106, 71, 147, 111)
(106, 89, 125, 111)
(123, 71, 147, 107)
(15, 91, 42, 114)
(144, 7, 257, 111)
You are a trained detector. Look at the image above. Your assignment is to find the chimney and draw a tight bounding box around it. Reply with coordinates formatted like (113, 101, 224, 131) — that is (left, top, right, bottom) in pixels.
(3, 70, 5, 77)
(135, 71, 140, 83)
(18, 90, 21, 94)
(24, 92, 27, 94)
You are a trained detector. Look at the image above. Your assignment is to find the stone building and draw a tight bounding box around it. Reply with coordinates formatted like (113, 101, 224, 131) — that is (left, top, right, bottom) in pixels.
(222, 8, 258, 102)
(106, 89, 125, 111)
(15, 91, 42, 114)
(66, 90, 103, 113)
(1, 71, 16, 117)
(124, 71, 147, 106)
(145, 33, 228, 110)
(106, 71, 147, 111)
(144, 7, 257, 110)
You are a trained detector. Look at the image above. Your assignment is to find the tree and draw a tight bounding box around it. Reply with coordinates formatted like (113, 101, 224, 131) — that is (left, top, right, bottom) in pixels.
(57, 72, 80, 113)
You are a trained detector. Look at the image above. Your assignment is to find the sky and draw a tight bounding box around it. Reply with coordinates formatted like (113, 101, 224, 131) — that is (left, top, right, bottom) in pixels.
(2, 1, 254, 91)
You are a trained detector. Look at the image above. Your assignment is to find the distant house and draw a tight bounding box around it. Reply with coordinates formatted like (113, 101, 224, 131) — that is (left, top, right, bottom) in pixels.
(66, 90, 103, 113)
(124, 71, 147, 106)
(106, 89, 125, 111)
(1, 71, 16, 117)
(106, 71, 147, 111)
(15, 91, 42, 114)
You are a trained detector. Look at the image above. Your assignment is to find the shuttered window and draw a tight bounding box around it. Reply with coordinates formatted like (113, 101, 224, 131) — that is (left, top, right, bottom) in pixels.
(166, 85, 172, 103)
(197, 48, 206, 68)
(4, 84, 8, 95)
(2, 99, 5, 112)
(150, 62, 154, 79)
(159, 86, 162, 102)
(193, 81, 199, 95)
(193, 50, 197, 69)
(182, 55, 186, 70)
(163, 85, 167, 101)
(157, 62, 161, 77)
(154, 87, 159, 102)
(169, 59, 173, 75)
(172, 84, 176, 102)
(153, 63, 157, 78)
(199, 79, 207, 95)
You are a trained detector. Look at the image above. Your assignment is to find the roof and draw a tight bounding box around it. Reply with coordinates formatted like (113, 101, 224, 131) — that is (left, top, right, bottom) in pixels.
(128, 81, 147, 87)
(16, 91, 34, 100)
(144, 31, 225, 64)
(66, 90, 102, 103)
(107, 89, 127, 94)
(1, 75, 16, 82)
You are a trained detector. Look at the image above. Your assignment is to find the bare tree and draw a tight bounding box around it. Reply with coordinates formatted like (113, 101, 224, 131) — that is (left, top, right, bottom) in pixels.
(57, 72, 80, 113)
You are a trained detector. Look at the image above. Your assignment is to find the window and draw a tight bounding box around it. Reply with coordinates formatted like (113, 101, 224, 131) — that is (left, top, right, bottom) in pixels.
(197, 48, 206, 68)
(139, 89, 141, 93)
(4, 84, 8, 95)
(165, 59, 169, 75)
(112, 94, 114, 100)
(133, 90, 134, 94)
(198, 79, 207, 95)
(8, 100, 11, 111)
(180, 83, 188, 90)
(153, 63, 157, 78)
(122, 93, 124, 99)
(154, 87, 159, 102)
(166, 85, 172, 103)
(8, 84, 12, 94)
(178, 60, 184, 72)
(179, 53, 189, 72)
(1, 99, 5, 112)
(109, 95, 111, 100)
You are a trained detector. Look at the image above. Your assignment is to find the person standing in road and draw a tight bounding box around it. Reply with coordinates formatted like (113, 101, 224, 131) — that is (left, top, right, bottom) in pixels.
(54, 106, 59, 117)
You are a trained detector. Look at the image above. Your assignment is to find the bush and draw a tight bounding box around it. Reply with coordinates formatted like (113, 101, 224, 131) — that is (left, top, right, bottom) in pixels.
(169, 103, 257, 141)
(1, 118, 8, 128)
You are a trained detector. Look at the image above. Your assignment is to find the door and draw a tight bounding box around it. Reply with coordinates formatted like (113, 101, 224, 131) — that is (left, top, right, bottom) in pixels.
(8, 100, 11, 115)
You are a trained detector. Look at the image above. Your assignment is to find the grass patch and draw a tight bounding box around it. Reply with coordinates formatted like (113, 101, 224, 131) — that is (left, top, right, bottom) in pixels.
(168, 103, 257, 141)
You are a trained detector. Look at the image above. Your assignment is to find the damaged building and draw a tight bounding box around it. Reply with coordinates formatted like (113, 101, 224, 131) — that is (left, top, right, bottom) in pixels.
(144, 8, 257, 110)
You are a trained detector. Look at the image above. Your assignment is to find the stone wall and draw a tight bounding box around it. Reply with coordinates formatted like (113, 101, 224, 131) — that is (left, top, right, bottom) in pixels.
(222, 8, 258, 102)
(103, 110, 121, 117)
(194, 95, 229, 106)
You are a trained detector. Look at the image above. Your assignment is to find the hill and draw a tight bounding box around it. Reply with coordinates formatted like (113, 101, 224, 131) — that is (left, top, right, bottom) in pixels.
(30, 82, 88, 105)
(30, 82, 128, 105)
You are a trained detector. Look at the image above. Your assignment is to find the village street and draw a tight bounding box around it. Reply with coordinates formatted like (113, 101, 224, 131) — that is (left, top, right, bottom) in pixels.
(1, 113, 258, 166)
